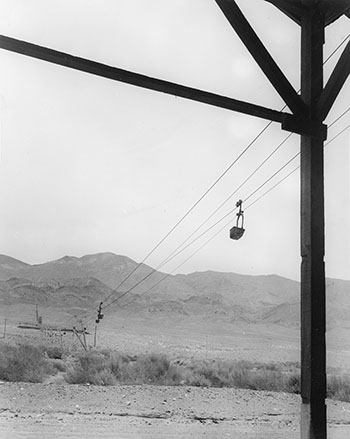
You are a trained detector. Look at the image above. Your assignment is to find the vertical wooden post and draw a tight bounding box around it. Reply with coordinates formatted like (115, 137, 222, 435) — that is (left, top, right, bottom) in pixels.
(94, 324, 97, 348)
(81, 323, 88, 350)
(59, 330, 63, 349)
(3, 318, 7, 339)
(300, 7, 326, 439)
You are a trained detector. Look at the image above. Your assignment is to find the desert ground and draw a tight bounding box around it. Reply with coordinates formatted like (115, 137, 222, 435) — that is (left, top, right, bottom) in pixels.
(3, 303, 350, 369)
(1, 312, 350, 438)
(1, 381, 350, 439)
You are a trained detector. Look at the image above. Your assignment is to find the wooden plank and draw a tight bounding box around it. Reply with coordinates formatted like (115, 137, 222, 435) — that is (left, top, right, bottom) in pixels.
(0, 34, 327, 137)
(306, 0, 350, 25)
(0, 34, 285, 125)
(214, 0, 307, 117)
(300, 9, 327, 439)
(265, 0, 350, 26)
(316, 40, 350, 121)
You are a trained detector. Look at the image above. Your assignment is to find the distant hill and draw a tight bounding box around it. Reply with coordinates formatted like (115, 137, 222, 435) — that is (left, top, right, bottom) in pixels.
(0, 276, 113, 314)
(175, 271, 299, 311)
(0, 252, 158, 289)
(0, 252, 349, 328)
(0, 255, 30, 274)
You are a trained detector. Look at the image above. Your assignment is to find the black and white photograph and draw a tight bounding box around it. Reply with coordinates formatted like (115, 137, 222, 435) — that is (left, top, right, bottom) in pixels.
(0, 1, 349, 438)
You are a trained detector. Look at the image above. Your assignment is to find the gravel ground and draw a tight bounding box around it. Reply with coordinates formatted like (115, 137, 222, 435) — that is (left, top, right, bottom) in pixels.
(1, 382, 350, 438)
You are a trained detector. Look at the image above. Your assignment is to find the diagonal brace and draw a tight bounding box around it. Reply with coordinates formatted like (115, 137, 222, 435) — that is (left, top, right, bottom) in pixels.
(316, 40, 350, 121)
(214, 0, 308, 117)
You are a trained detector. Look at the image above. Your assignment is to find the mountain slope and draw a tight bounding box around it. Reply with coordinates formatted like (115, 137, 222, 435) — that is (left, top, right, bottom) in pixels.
(0, 253, 349, 328)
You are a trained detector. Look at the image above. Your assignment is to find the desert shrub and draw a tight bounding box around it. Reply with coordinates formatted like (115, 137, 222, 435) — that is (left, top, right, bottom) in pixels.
(187, 361, 232, 388)
(49, 358, 67, 372)
(136, 353, 185, 386)
(244, 369, 285, 392)
(66, 351, 116, 385)
(109, 352, 132, 381)
(284, 361, 300, 371)
(327, 375, 350, 402)
(254, 361, 279, 372)
(181, 359, 295, 392)
(286, 373, 300, 394)
(232, 362, 300, 393)
(116, 353, 182, 385)
(186, 372, 212, 387)
(164, 364, 184, 385)
(67, 351, 183, 386)
(0, 344, 52, 383)
(43, 346, 64, 360)
(133, 353, 171, 383)
(62, 349, 350, 402)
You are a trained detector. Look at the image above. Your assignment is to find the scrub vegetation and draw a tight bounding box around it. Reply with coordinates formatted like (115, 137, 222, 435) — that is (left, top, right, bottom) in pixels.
(1, 343, 349, 402)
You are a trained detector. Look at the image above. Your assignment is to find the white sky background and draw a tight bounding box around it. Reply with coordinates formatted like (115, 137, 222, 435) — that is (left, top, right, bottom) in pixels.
(0, 0, 349, 281)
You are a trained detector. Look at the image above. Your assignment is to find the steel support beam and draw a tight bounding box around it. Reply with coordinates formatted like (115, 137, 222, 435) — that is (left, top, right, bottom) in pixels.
(300, 7, 327, 439)
(316, 40, 350, 121)
(215, 0, 307, 116)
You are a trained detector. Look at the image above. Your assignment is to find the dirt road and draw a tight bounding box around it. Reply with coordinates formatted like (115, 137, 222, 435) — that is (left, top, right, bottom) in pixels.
(1, 382, 350, 438)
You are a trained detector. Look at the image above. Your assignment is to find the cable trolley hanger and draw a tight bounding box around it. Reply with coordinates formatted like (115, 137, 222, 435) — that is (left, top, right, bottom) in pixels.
(95, 302, 104, 324)
(230, 199, 245, 240)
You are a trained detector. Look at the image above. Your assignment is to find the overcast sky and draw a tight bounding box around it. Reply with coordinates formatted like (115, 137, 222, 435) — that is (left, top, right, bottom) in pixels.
(0, 0, 349, 281)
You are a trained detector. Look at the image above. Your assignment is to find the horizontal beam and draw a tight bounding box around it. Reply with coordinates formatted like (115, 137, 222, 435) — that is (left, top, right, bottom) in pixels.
(265, 0, 350, 26)
(316, 40, 350, 121)
(0, 35, 326, 138)
(0, 34, 287, 124)
(215, 0, 308, 117)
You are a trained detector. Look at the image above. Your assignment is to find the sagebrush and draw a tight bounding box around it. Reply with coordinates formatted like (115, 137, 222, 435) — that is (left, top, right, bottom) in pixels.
(1, 343, 350, 403)
(0, 344, 54, 382)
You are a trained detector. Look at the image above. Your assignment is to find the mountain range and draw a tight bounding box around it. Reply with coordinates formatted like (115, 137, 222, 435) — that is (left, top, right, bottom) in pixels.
(0, 252, 349, 328)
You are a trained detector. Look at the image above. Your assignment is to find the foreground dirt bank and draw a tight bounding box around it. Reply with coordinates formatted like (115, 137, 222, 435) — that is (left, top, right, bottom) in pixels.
(1, 383, 350, 439)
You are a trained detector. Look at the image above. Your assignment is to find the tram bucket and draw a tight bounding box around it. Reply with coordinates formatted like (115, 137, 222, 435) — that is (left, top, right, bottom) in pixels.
(230, 226, 245, 240)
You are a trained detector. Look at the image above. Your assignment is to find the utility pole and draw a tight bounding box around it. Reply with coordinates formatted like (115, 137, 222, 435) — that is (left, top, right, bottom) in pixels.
(93, 324, 97, 348)
(94, 302, 104, 348)
(80, 321, 88, 350)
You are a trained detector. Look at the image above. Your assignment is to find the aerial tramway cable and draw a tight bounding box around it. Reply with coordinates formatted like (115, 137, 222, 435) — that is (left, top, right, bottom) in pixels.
(77, 108, 350, 327)
(110, 121, 350, 314)
(71, 34, 350, 328)
(97, 121, 274, 309)
(77, 112, 350, 328)
(95, 33, 350, 315)
(95, 117, 350, 317)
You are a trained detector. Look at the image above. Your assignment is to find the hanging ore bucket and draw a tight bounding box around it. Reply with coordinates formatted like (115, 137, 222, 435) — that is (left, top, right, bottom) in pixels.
(230, 199, 245, 240)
